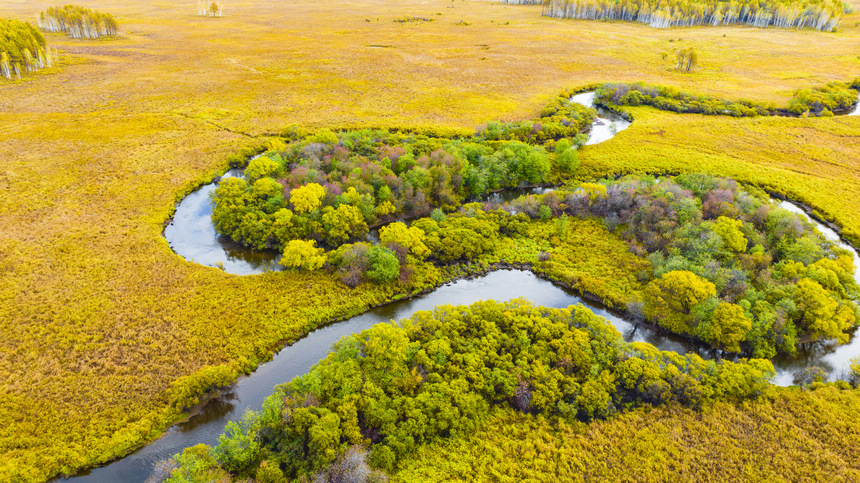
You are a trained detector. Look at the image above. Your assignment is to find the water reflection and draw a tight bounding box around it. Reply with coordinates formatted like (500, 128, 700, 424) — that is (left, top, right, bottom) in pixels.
(163, 169, 281, 275)
(570, 91, 632, 145)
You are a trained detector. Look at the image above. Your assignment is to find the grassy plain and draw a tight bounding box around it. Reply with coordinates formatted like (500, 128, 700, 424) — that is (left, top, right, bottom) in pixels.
(396, 386, 860, 481)
(0, 0, 859, 480)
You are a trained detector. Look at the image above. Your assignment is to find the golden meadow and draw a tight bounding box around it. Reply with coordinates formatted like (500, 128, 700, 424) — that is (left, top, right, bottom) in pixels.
(0, 0, 859, 480)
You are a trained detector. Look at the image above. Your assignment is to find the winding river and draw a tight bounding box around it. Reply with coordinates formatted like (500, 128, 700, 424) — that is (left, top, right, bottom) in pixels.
(570, 91, 631, 144)
(75, 95, 860, 482)
(65, 270, 697, 482)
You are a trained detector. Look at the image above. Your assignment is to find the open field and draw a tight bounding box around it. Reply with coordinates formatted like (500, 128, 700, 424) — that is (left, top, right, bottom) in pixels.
(397, 386, 860, 481)
(0, 0, 859, 480)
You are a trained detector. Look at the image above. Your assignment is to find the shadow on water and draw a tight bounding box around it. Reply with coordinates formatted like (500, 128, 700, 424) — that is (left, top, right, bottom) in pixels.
(163, 168, 281, 275)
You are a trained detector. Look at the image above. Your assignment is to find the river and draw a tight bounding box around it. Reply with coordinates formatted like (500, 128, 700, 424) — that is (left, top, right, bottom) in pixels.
(103, 97, 859, 482)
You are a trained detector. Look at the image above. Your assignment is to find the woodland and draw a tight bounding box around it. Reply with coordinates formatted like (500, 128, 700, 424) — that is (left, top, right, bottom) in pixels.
(38, 5, 118, 39)
(1, 0, 860, 482)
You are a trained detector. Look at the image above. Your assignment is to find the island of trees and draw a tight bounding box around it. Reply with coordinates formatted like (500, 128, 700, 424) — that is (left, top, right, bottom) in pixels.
(162, 300, 777, 482)
(38, 5, 118, 39)
(0, 18, 54, 80)
(183, 83, 860, 483)
(595, 80, 860, 117)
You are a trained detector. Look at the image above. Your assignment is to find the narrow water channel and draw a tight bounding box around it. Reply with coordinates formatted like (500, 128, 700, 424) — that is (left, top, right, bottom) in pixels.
(66, 270, 694, 482)
(67, 259, 860, 482)
(570, 91, 631, 144)
(130, 98, 860, 483)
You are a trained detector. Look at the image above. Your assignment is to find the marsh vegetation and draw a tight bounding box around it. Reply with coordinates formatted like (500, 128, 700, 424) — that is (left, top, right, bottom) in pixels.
(1, 0, 860, 481)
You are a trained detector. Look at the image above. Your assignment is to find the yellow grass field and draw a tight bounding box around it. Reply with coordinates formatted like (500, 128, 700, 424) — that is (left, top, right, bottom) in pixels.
(0, 0, 859, 480)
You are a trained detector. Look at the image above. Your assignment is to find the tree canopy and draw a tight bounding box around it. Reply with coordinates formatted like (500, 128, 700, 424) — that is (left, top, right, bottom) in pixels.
(0, 18, 51, 80)
(165, 300, 775, 481)
(543, 0, 845, 31)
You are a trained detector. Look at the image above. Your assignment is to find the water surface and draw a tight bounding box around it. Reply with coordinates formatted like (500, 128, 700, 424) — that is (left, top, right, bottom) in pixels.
(570, 91, 632, 145)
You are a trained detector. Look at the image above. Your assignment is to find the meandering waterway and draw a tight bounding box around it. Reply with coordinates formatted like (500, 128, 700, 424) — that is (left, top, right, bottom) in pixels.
(128, 96, 860, 483)
(570, 91, 631, 144)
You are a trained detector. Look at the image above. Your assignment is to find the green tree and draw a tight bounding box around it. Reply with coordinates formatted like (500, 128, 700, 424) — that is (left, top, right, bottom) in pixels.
(365, 246, 400, 283)
(379, 222, 430, 259)
(707, 303, 752, 352)
(555, 146, 579, 174)
(644, 270, 717, 334)
(290, 183, 326, 214)
(280, 240, 326, 270)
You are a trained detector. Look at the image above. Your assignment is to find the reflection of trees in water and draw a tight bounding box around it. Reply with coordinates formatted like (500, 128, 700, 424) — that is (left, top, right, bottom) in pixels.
(179, 391, 238, 432)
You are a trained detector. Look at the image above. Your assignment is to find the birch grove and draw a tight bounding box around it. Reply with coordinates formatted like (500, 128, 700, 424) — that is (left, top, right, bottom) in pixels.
(198, 1, 224, 17)
(38, 6, 118, 39)
(0, 18, 54, 80)
(541, 0, 845, 30)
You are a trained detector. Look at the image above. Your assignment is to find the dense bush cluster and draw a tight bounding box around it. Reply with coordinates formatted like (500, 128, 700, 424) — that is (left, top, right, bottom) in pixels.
(542, 0, 845, 30)
(595, 82, 776, 116)
(511, 175, 859, 356)
(595, 81, 859, 118)
(210, 93, 593, 261)
(165, 301, 775, 482)
(787, 80, 860, 116)
(38, 5, 118, 39)
(0, 19, 53, 80)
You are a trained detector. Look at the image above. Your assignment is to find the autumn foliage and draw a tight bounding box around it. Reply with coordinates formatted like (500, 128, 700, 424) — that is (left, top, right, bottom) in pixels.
(166, 301, 775, 481)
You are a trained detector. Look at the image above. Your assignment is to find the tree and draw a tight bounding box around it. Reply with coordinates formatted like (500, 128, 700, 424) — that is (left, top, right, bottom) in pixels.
(290, 183, 326, 214)
(556, 146, 579, 174)
(321, 205, 368, 246)
(676, 47, 698, 72)
(850, 356, 860, 387)
(365, 246, 400, 283)
(244, 156, 280, 182)
(793, 278, 855, 343)
(280, 240, 326, 270)
(644, 270, 717, 334)
(38, 5, 118, 38)
(712, 216, 747, 252)
(379, 222, 430, 259)
(707, 303, 752, 352)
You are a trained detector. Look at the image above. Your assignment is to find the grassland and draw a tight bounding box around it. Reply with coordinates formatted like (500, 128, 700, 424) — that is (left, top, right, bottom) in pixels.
(396, 386, 860, 481)
(0, 0, 859, 480)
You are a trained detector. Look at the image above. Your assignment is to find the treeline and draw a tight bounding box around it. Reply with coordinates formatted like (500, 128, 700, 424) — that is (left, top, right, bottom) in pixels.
(542, 0, 845, 30)
(38, 5, 118, 39)
(510, 175, 859, 356)
(210, 91, 593, 257)
(163, 301, 775, 482)
(595, 80, 860, 117)
(595, 82, 774, 116)
(0, 18, 53, 80)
